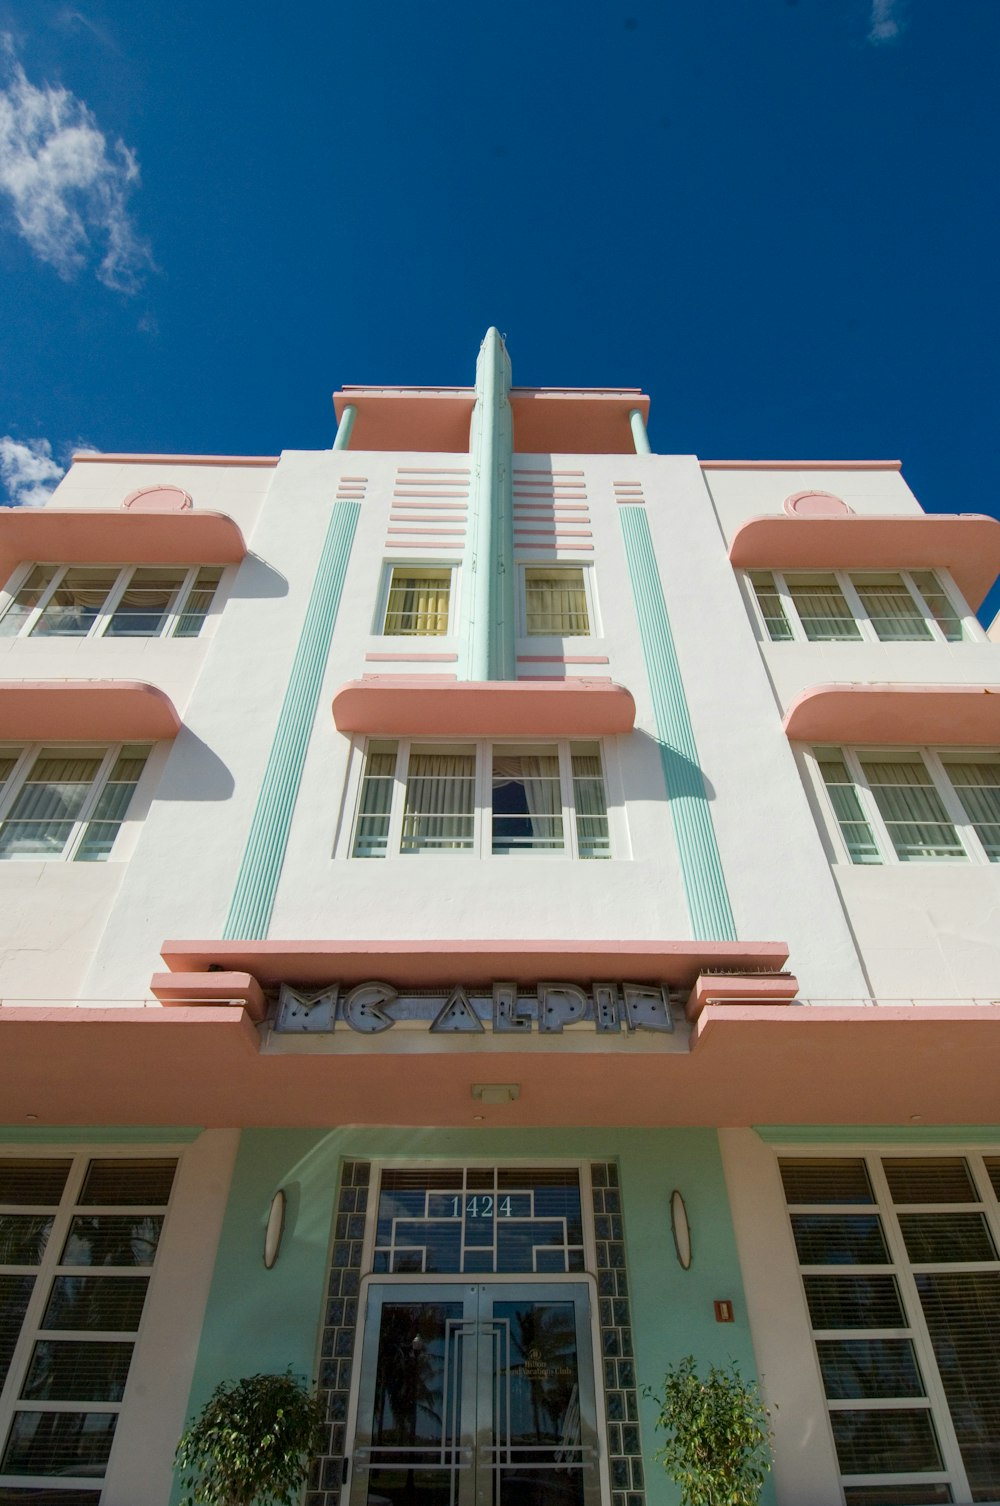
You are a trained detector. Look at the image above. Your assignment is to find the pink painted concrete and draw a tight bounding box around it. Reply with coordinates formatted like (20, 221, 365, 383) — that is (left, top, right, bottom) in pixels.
(685, 971, 800, 1022)
(331, 679, 636, 735)
(728, 513, 1000, 609)
(0, 681, 181, 740)
(150, 971, 266, 1021)
(783, 683, 1000, 745)
(517, 656, 610, 664)
(510, 390, 649, 455)
(703, 459, 902, 471)
(364, 653, 459, 663)
(72, 453, 278, 467)
(783, 491, 852, 518)
(4, 1001, 1000, 1127)
(159, 937, 790, 989)
(334, 390, 477, 451)
(0, 508, 247, 588)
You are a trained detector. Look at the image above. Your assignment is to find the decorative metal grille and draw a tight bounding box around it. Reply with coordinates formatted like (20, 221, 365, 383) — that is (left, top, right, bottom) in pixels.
(590, 1161, 645, 1506)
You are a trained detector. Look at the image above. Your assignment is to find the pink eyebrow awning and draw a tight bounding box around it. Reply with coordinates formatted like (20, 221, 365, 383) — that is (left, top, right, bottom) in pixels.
(0, 681, 182, 741)
(783, 683, 1000, 745)
(332, 679, 637, 737)
(728, 514, 1000, 610)
(0, 508, 247, 587)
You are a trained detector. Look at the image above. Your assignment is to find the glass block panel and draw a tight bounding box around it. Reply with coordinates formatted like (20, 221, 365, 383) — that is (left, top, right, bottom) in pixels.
(42, 1276, 149, 1332)
(791, 1215, 889, 1266)
(0, 1160, 70, 1206)
(78, 1160, 176, 1206)
(916, 1271, 1000, 1499)
(0, 1276, 35, 1386)
(60, 1216, 163, 1267)
(21, 1341, 134, 1401)
(781, 1159, 875, 1206)
(1, 1410, 117, 1475)
(883, 1158, 978, 1205)
(804, 1275, 905, 1330)
(817, 1339, 924, 1399)
(898, 1214, 997, 1264)
(0, 1215, 53, 1264)
(830, 1408, 942, 1473)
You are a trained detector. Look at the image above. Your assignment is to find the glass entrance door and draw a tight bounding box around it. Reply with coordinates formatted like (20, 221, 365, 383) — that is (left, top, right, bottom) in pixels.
(350, 1282, 601, 1506)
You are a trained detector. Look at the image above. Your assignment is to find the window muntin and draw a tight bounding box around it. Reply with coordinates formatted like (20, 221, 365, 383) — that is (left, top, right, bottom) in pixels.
(381, 567, 452, 636)
(0, 564, 223, 640)
(0, 745, 149, 862)
(352, 740, 610, 859)
(522, 566, 591, 636)
(0, 1154, 176, 1497)
(813, 747, 999, 865)
(750, 569, 969, 645)
(781, 1152, 1000, 1503)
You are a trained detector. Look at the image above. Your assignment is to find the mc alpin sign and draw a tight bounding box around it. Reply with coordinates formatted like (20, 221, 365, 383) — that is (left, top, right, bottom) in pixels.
(274, 980, 675, 1036)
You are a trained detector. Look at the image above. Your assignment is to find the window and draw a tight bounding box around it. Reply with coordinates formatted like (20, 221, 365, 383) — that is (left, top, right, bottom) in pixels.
(0, 746, 149, 861)
(522, 566, 592, 636)
(351, 740, 610, 858)
(0, 565, 223, 640)
(749, 570, 966, 644)
(380, 567, 453, 636)
(0, 1154, 176, 1500)
(781, 1152, 1000, 1504)
(814, 747, 1000, 864)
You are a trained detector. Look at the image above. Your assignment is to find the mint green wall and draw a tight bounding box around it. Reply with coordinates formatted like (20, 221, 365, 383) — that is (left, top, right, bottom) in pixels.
(176, 1125, 774, 1506)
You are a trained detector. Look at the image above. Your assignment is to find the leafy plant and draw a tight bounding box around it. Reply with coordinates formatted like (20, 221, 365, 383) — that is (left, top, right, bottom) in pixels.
(646, 1355, 772, 1506)
(175, 1370, 326, 1506)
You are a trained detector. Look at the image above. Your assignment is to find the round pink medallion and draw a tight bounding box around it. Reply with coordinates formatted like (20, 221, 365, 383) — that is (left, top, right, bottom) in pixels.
(122, 485, 193, 513)
(783, 491, 853, 518)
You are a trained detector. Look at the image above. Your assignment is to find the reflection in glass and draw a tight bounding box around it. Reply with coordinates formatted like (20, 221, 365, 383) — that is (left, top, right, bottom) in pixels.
(367, 1302, 462, 1506)
(494, 1301, 585, 1506)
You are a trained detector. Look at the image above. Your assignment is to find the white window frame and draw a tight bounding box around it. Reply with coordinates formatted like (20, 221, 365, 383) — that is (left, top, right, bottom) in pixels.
(747, 568, 981, 645)
(374, 561, 458, 638)
(0, 743, 151, 862)
(516, 561, 600, 640)
(779, 1144, 1000, 1505)
(0, 1147, 180, 1498)
(346, 738, 613, 860)
(808, 744, 999, 866)
(0, 563, 225, 642)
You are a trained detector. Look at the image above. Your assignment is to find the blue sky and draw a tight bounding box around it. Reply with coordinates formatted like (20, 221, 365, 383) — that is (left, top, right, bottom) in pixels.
(0, 1, 997, 610)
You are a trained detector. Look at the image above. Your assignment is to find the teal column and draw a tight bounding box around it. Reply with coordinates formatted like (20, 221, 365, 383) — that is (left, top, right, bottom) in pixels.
(332, 404, 356, 451)
(629, 407, 651, 455)
(620, 506, 737, 940)
(461, 328, 514, 680)
(224, 501, 360, 939)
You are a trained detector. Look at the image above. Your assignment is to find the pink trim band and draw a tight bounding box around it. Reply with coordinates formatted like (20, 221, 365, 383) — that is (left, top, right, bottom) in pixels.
(517, 656, 610, 664)
(783, 683, 1000, 745)
(332, 678, 635, 736)
(364, 653, 459, 663)
(0, 681, 182, 740)
(72, 453, 278, 467)
(703, 460, 902, 471)
(150, 971, 266, 1021)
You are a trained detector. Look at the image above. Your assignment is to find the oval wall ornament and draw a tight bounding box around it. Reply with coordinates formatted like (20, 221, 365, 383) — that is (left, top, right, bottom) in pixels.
(670, 1188, 692, 1270)
(263, 1188, 286, 1269)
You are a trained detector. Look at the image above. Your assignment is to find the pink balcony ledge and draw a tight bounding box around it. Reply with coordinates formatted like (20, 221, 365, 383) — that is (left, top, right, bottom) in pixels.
(0, 681, 182, 741)
(332, 679, 636, 737)
(0, 506, 246, 585)
(783, 683, 1000, 745)
(728, 514, 1000, 611)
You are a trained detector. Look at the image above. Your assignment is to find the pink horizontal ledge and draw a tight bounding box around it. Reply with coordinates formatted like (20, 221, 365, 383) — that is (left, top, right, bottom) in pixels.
(71, 453, 278, 467)
(159, 938, 789, 990)
(364, 652, 458, 663)
(729, 513, 1000, 609)
(332, 678, 636, 736)
(0, 681, 182, 740)
(704, 459, 902, 471)
(0, 507, 247, 588)
(783, 683, 1000, 744)
(150, 971, 266, 1022)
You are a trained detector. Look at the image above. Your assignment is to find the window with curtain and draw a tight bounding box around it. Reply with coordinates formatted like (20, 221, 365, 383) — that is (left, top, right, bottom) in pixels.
(781, 1152, 1000, 1504)
(522, 567, 591, 636)
(352, 741, 610, 858)
(750, 569, 968, 645)
(0, 746, 149, 861)
(813, 747, 999, 864)
(381, 568, 452, 636)
(0, 564, 223, 640)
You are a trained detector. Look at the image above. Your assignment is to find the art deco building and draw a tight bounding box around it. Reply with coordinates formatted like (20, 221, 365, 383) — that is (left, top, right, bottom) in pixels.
(1, 331, 999, 1506)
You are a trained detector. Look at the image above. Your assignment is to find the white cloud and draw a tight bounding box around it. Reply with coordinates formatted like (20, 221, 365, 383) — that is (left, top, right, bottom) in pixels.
(0, 436, 65, 507)
(0, 35, 152, 291)
(869, 0, 905, 44)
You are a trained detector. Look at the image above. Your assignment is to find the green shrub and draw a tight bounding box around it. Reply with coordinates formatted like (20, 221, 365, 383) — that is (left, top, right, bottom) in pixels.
(646, 1355, 772, 1506)
(175, 1370, 326, 1506)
